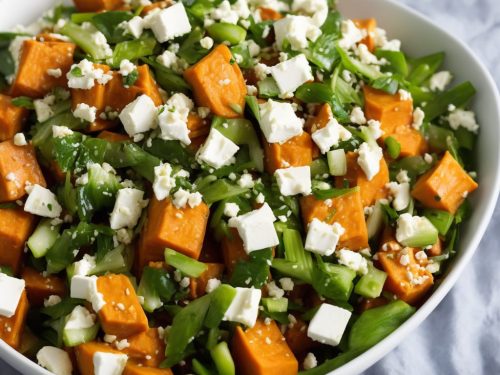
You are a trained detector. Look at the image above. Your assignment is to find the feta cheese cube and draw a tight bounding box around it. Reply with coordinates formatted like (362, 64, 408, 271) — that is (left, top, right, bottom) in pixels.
(153, 163, 176, 201)
(228, 203, 279, 253)
(70, 275, 95, 300)
(37, 346, 73, 375)
(337, 249, 368, 275)
(125, 16, 144, 39)
(73, 103, 97, 123)
(274, 166, 311, 196)
(148, 3, 191, 43)
(24, 184, 63, 218)
(197, 128, 239, 168)
(64, 305, 95, 330)
(109, 188, 147, 230)
(311, 118, 352, 154)
(0, 273, 25, 318)
(158, 93, 193, 145)
(307, 303, 352, 346)
(386, 181, 410, 211)
(270, 54, 313, 95)
(259, 100, 303, 144)
(429, 71, 452, 91)
(119, 94, 157, 136)
(357, 142, 383, 181)
(304, 218, 344, 256)
(274, 15, 321, 51)
(73, 254, 96, 276)
(223, 287, 261, 327)
(93, 352, 128, 375)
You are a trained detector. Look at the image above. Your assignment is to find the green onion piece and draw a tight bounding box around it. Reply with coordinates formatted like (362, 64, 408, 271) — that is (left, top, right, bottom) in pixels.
(204, 284, 236, 329)
(423, 81, 476, 121)
(207, 23, 247, 45)
(312, 186, 359, 200)
(137, 266, 176, 313)
(60, 22, 111, 60)
(111, 34, 157, 67)
(210, 341, 236, 375)
(27, 218, 61, 258)
(192, 359, 215, 375)
(407, 52, 444, 85)
(398, 216, 438, 248)
(384, 136, 401, 159)
(423, 209, 454, 236)
(310, 158, 330, 178)
(199, 179, 249, 204)
(257, 77, 280, 98)
(262, 297, 288, 313)
(272, 229, 314, 283)
(245, 95, 260, 121)
(312, 257, 356, 301)
(70, 12, 96, 24)
(165, 248, 208, 278)
(375, 49, 409, 77)
(327, 149, 347, 176)
(11, 96, 34, 109)
(354, 265, 387, 298)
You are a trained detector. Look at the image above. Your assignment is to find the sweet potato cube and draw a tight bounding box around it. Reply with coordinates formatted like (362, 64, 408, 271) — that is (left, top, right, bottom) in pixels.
(412, 151, 478, 214)
(21, 267, 66, 306)
(122, 328, 166, 367)
(0, 291, 28, 349)
(0, 140, 46, 202)
(354, 18, 377, 51)
(137, 197, 210, 271)
(97, 130, 130, 142)
(304, 103, 332, 133)
(390, 124, 427, 157)
(300, 190, 368, 250)
(264, 132, 313, 174)
(232, 319, 298, 375)
(96, 274, 149, 338)
(73, 0, 124, 11)
(11, 40, 75, 98)
(187, 113, 210, 139)
(378, 246, 433, 305)
(0, 94, 27, 141)
(184, 44, 246, 118)
(0, 207, 35, 274)
(284, 318, 317, 358)
(189, 263, 225, 299)
(75, 341, 123, 375)
(335, 151, 389, 206)
(364, 86, 413, 135)
(124, 363, 173, 375)
(221, 228, 249, 275)
(258, 6, 283, 21)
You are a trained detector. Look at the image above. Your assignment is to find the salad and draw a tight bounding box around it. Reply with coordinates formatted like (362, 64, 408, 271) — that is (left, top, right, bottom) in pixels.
(0, 0, 479, 374)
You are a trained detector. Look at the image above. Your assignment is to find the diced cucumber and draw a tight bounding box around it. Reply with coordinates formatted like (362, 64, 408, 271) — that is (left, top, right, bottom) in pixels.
(262, 297, 288, 313)
(327, 149, 347, 176)
(423, 209, 454, 236)
(63, 323, 99, 347)
(366, 201, 384, 239)
(27, 218, 60, 258)
(354, 265, 387, 298)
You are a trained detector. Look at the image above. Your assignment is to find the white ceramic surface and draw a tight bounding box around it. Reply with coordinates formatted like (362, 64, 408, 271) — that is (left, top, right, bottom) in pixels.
(0, 0, 499, 374)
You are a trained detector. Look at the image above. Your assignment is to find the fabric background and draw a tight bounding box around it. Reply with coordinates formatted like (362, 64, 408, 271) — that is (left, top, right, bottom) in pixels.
(1, 0, 500, 374)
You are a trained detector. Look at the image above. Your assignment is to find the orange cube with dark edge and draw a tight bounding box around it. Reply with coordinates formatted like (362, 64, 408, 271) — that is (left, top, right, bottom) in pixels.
(304, 103, 332, 133)
(0, 291, 29, 349)
(11, 40, 75, 98)
(232, 319, 298, 375)
(412, 151, 478, 214)
(137, 197, 210, 271)
(300, 190, 368, 250)
(96, 274, 149, 338)
(124, 363, 173, 375)
(189, 263, 225, 299)
(364, 86, 413, 135)
(284, 318, 318, 358)
(0, 207, 35, 274)
(221, 228, 249, 275)
(21, 267, 66, 306)
(0, 140, 46, 202)
(354, 18, 377, 51)
(184, 44, 246, 118)
(187, 113, 210, 139)
(0, 94, 27, 141)
(335, 151, 389, 207)
(122, 328, 166, 367)
(75, 342, 124, 375)
(263, 132, 313, 174)
(389, 124, 427, 157)
(73, 0, 124, 12)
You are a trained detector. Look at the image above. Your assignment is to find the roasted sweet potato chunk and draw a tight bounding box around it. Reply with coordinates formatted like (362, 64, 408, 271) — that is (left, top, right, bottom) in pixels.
(0, 94, 27, 141)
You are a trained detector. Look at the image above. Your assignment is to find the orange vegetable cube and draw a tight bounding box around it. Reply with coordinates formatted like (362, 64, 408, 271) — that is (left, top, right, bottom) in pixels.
(11, 40, 75, 98)
(335, 151, 389, 206)
(0, 291, 29, 349)
(73, 0, 124, 11)
(187, 112, 210, 139)
(189, 263, 225, 299)
(263, 132, 313, 174)
(0, 207, 35, 274)
(96, 274, 149, 338)
(184, 44, 246, 118)
(258, 7, 283, 20)
(221, 228, 249, 274)
(75, 341, 123, 375)
(390, 124, 427, 157)
(21, 267, 66, 306)
(232, 319, 298, 375)
(123, 328, 166, 367)
(0, 140, 46, 202)
(137, 197, 210, 271)
(412, 151, 478, 213)
(0, 94, 27, 141)
(284, 318, 317, 358)
(300, 190, 368, 250)
(354, 19, 377, 52)
(304, 103, 332, 133)
(124, 363, 173, 375)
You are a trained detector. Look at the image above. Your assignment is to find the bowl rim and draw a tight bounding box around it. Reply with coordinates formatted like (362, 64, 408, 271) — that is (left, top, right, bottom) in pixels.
(1, 0, 499, 374)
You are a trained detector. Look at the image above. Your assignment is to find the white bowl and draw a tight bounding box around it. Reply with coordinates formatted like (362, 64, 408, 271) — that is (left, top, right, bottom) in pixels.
(0, 0, 499, 374)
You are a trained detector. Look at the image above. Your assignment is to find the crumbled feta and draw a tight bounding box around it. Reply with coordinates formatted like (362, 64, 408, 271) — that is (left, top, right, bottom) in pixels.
(0, 273, 25, 318)
(350, 106, 366, 125)
(311, 118, 352, 154)
(228, 203, 279, 253)
(430, 71, 453, 91)
(197, 128, 239, 168)
(52, 125, 74, 138)
(354, 43, 382, 65)
(398, 89, 412, 101)
(158, 93, 193, 145)
(255, 192, 265, 204)
(37, 346, 73, 375)
(70, 275, 95, 300)
(13, 133, 27, 146)
(73, 103, 97, 123)
(237, 173, 254, 188)
(119, 59, 135, 77)
(447, 109, 479, 133)
(267, 281, 284, 298)
(73, 254, 96, 276)
(366, 119, 384, 140)
(337, 249, 368, 275)
(274, 166, 311, 196)
(386, 181, 410, 211)
(224, 202, 240, 218)
(279, 277, 294, 291)
(205, 278, 221, 293)
(34, 95, 55, 123)
(291, 0, 327, 26)
(200, 36, 214, 49)
(357, 142, 383, 181)
(338, 20, 365, 49)
(246, 85, 258, 96)
(396, 169, 410, 184)
(270, 54, 313, 95)
(210, 0, 250, 24)
(307, 303, 351, 346)
(43, 295, 62, 307)
(157, 50, 186, 74)
(153, 163, 176, 201)
(303, 352, 318, 370)
(274, 15, 321, 51)
(259, 99, 303, 144)
(148, 3, 192, 43)
(67, 59, 111, 90)
(109, 188, 148, 229)
(254, 63, 271, 81)
(64, 305, 95, 330)
(124, 16, 145, 39)
(24, 184, 62, 218)
(93, 352, 128, 375)
(304, 218, 344, 256)
(412, 107, 425, 130)
(119, 94, 157, 136)
(373, 27, 401, 51)
(223, 287, 261, 327)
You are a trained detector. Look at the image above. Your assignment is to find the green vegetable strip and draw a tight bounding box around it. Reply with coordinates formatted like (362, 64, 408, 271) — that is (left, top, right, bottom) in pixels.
(164, 248, 208, 278)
